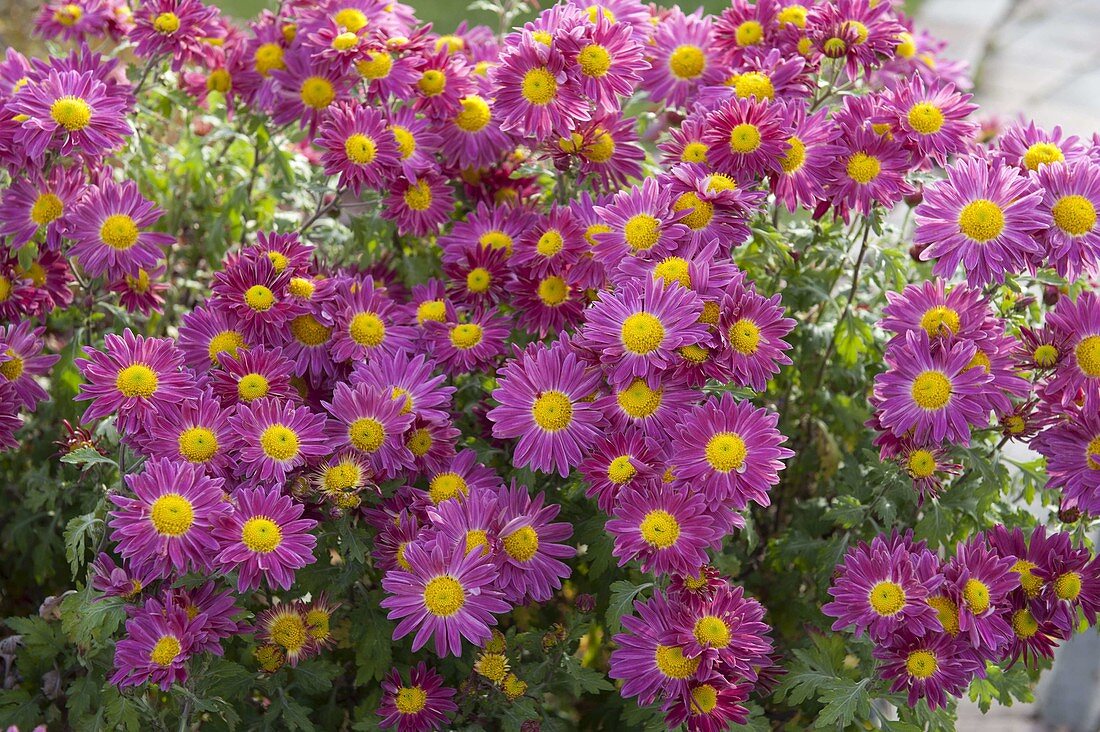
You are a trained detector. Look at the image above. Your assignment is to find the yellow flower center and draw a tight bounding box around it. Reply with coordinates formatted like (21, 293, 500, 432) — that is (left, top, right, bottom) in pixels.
(465, 267, 491, 294)
(906, 650, 937, 679)
(244, 285, 274, 311)
(654, 644, 699, 679)
(391, 386, 413, 415)
(475, 652, 508, 682)
(578, 44, 612, 77)
(703, 301, 721, 324)
(149, 635, 181, 667)
(479, 230, 513, 254)
(349, 312, 386, 347)
(260, 424, 299, 461)
(679, 344, 709, 363)
(928, 594, 960, 635)
(407, 428, 433, 457)
(207, 330, 245, 364)
(423, 575, 465, 616)
(1034, 343, 1059, 368)
(653, 257, 691, 288)
(623, 214, 661, 251)
(907, 102, 944, 135)
(0, 351, 23, 381)
(178, 427, 218, 463)
(910, 371, 951, 410)
(300, 76, 335, 109)
(729, 318, 761, 354)
(531, 390, 573, 431)
(333, 7, 367, 31)
(1012, 608, 1039, 639)
(1011, 559, 1043, 598)
(728, 123, 761, 153)
(390, 125, 416, 159)
(780, 136, 806, 173)
(621, 312, 665, 354)
(616, 379, 662, 418)
(428, 472, 468, 503)
(394, 686, 427, 714)
(536, 230, 564, 258)
(289, 315, 331, 346)
(503, 525, 539, 562)
(1052, 194, 1097, 236)
(607, 455, 636, 483)
(919, 306, 960, 336)
(206, 68, 231, 93)
(403, 180, 432, 211)
(1054, 571, 1082, 601)
(233, 376, 268, 406)
(99, 214, 139, 250)
(322, 461, 362, 491)
(705, 431, 747, 472)
(584, 223, 612, 247)
(538, 275, 569, 306)
(907, 449, 937, 478)
(241, 516, 282, 553)
(415, 299, 446, 324)
(736, 19, 764, 45)
(521, 67, 557, 105)
(1023, 142, 1063, 171)
(681, 142, 708, 164)
(957, 199, 1005, 242)
(357, 50, 393, 80)
(450, 323, 483, 350)
(254, 43, 285, 76)
(846, 152, 881, 184)
(53, 3, 82, 25)
(690, 684, 718, 714)
(149, 493, 194, 536)
(640, 509, 680, 548)
(270, 612, 308, 652)
(31, 193, 64, 226)
(967, 349, 991, 374)
(963, 578, 990, 614)
(673, 192, 714, 230)
(531, 30, 552, 45)
(455, 95, 492, 133)
(332, 31, 358, 51)
(668, 45, 705, 79)
(116, 364, 158, 398)
(693, 615, 730, 648)
(868, 580, 905, 616)
(305, 608, 330, 640)
(895, 31, 916, 58)
(734, 71, 774, 100)
(348, 417, 385, 453)
(153, 11, 180, 33)
(778, 5, 808, 27)
(344, 133, 377, 164)
(465, 529, 489, 555)
(1076, 335, 1100, 377)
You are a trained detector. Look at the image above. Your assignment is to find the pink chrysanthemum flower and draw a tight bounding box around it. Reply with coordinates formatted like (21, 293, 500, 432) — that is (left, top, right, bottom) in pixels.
(0, 164, 85, 250)
(671, 392, 793, 510)
(718, 280, 795, 391)
(494, 482, 574, 603)
(381, 541, 510, 657)
(488, 341, 603, 477)
(177, 304, 248, 372)
(699, 46, 810, 109)
(442, 244, 510, 309)
(108, 457, 228, 578)
(874, 330, 992, 444)
(1046, 290, 1100, 408)
(110, 598, 199, 690)
(0, 321, 59, 411)
(385, 106, 445, 177)
(423, 307, 508, 376)
(76, 329, 195, 432)
(1035, 160, 1100, 279)
(229, 398, 329, 485)
(768, 105, 840, 213)
(996, 120, 1087, 173)
(171, 582, 245, 653)
(702, 95, 792, 184)
(439, 199, 535, 266)
(915, 156, 1047, 286)
(823, 535, 944, 642)
(580, 276, 706, 388)
(1032, 406, 1100, 514)
(659, 167, 765, 250)
(661, 676, 752, 731)
(491, 33, 591, 140)
(412, 48, 474, 120)
(356, 44, 422, 103)
(557, 13, 647, 114)
(323, 382, 414, 479)
(658, 111, 711, 167)
(593, 374, 694, 441)
(506, 269, 587, 339)
(579, 428, 664, 513)
(806, 0, 906, 79)
(880, 279, 990, 346)
(874, 631, 983, 711)
(377, 662, 458, 732)
(330, 279, 416, 363)
(270, 48, 350, 134)
(110, 264, 168, 316)
(383, 172, 454, 237)
(351, 350, 455, 426)
(211, 256, 305, 343)
(439, 93, 512, 169)
(425, 486, 500, 557)
(129, 0, 224, 71)
(35, 0, 111, 42)
(555, 112, 646, 192)
(877, 76, 977, 165)
(91, 552, 157, 601)
(420, 448, 502, 507)
(607, 482, 720, 576)
(827, 125, 912, 220)
(713, 0, 778, 62)
(511, 206, 587, 278)
(214, 486, 318, 592)
(672, 583, 773, 678)
(65, 180, 174, 279)
(316, 101, 400, 195)
(609, 590, 699, 706)
(944, 536, 1017, 651)
(142, 388, 236, 477)
(591, 177, 689, 269)
(641, 8, 715, 110)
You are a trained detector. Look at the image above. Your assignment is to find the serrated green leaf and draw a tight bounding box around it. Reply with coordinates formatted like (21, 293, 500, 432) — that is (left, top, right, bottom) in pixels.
(60, 446, 118, 470)
(64, 509, 103, 579)
(814, 677, 872, 728)
(605, 580, 653, 635)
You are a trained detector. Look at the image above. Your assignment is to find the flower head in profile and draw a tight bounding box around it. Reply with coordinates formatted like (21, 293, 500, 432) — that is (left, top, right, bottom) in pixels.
(381, 540, 510, 657)
(214, 486, 318, 592)
(377, 662, 458, 732)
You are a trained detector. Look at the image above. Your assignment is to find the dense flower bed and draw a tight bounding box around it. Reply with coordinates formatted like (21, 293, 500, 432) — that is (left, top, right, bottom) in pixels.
(1, 0, 1100, 730)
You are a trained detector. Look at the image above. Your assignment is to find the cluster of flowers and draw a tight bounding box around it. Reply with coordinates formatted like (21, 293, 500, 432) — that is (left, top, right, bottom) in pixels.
(824, 526, 1100, 709)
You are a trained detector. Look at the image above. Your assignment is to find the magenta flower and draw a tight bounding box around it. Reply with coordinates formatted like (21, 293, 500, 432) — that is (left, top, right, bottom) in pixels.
(209, 346, 297, 407)
(880, 279, 990, 345)
(488, 341, 603, 477)
(177, 304, 248, 372)
(996, 120, 1087, 173)
(423, 307, 508, 376)
(144, 389, 237, 476)
(316, 100, 400, 195)
(108, 457, 228, 578)
(768, 105, 841, 213)
(493, 482, 574, 604)
(607, 482, 720, 576)
(915, 157, 1048, 286)
(214, 486, 318, 592)
(944, 536, 1017, 651)
(591, 177, 689, 269)
(270, 48, 350, 134)
(65, 180, 174, 279)
(350, 350, 455, 426)
(1046, 290, 1100, 408)
(0, 164, 85, 249)
(76, 329, 195, 432)
(0, 321, 59, 411)
(718, 279, 795, 390)
(110, 597, 200, 690)
(579, 428, 665, 513)
(210, 255, 305, 343)
(877, 76, 977, 165)
(609, 590, 699, 706)
(377, 662, 458, 732)
(229, 398, 329, 485)
(330, 278, 416, 363)
(381, 540, 510, 657)
(558, 13, 648, 114)
(421, 448, 503, 506)
(702, 95, 791, 184)
(874, 631, 983, 710)
(1035, 160, 1100, 279)
(672, 392, 793, 510)
(322, 382, 414, 479)
(491, 33, 590, 139)
(827, 125, 912, 220)
(671, 583, 773, 678)
(129, 0, 224, 71)
(383, 173, 455, 237)
(640, 8, 715, 110)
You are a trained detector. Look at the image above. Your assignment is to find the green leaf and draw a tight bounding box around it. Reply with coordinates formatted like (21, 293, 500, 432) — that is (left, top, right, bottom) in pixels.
(291, 659, 342, 695)
(353, 602, 393, 685)
(64, 509, 103, 579)
(605, 580, 653, 635)
(60, 585, 126, 653)
(813, 677, 872, 728)
(60, 446, 118, 470)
